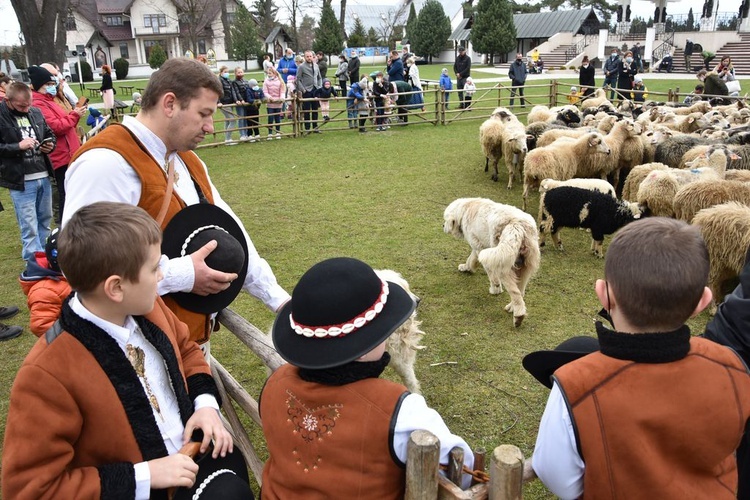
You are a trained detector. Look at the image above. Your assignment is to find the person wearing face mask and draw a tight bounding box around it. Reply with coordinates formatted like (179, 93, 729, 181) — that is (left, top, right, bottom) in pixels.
(578, 55, 596, 97)
(0, 80, 56, 266)
(603, 49, 620, 100)
(277, 48, 298, 85)
(372, 71, 389, 131)
(217, 65, 241, 144)
(387, 50, 405, 82)
(29, 65, 84, 225)
(508, 53, 528, 107)
(615, 50, 637, 103)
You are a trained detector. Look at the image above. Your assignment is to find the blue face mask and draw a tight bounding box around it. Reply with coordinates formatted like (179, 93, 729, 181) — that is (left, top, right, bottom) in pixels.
(45, 85, 57, 97)
(221, 72, 229, 79)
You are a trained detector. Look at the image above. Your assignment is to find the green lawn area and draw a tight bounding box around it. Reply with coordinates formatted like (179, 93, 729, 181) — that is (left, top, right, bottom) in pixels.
(0, 71, 715, 497)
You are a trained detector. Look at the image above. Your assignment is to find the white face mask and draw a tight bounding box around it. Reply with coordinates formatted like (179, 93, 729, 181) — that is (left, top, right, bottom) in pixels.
(583, 64, 589, 68)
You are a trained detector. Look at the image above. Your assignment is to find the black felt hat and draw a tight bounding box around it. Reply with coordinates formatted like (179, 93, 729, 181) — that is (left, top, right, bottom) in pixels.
(522, 336, 600, 389)
(162, 204, 248, 314)
(173, 449, 250, 500)
(272, 257, 416, 369)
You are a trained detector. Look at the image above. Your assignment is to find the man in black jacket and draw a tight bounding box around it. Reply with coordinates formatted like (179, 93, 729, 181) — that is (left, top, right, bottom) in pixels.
(347, 50, 360, 87)
(508, 53, 528, 107)
(0, 81, 56, 266)
(453, 46, 471, 108)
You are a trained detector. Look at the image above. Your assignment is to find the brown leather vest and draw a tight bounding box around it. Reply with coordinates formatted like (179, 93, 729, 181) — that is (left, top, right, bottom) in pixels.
(260, 364, 408, 499)
(556, 337, 750, 499)
(71, 124, 216, 343)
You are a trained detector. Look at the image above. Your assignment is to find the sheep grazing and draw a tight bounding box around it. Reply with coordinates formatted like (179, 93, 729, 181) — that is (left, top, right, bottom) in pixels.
(621, 162, 670, 201)
(673, 179, 750, 222)
(692, 202, 750, 306)
(538, 186, 643, 258)
(522, 132, 611, 211)
(539, 178, 616, 198)
(636, 163, 723, 217)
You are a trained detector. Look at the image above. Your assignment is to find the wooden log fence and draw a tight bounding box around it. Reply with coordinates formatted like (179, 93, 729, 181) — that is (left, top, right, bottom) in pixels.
(214, 307, 539, 497)
(118, 79, 747, 145)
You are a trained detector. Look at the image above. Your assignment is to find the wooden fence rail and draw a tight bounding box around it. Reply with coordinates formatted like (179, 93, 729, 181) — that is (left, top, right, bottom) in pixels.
(215, 307, 538, 497)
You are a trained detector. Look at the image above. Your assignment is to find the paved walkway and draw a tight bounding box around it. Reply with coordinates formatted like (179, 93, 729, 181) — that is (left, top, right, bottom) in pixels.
(470, 67, 750, 84)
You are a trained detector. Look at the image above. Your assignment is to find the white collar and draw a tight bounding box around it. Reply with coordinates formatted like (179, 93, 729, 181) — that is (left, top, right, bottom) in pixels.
(69, 293, 139, 350)
(122, 115, 178, 168)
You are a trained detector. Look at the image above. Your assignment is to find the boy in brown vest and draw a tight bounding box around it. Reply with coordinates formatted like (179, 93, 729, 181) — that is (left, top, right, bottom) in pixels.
(260, 257, 474, 498)
(2, 202, 252, 500)
(527, 217, 750, 499)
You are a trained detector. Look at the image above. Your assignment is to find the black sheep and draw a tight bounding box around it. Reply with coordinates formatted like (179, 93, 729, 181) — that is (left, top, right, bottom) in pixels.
(539, 186, 644, 258)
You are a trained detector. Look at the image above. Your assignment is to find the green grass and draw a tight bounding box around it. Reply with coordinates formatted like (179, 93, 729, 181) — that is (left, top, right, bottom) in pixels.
(0, 78, 712, 497)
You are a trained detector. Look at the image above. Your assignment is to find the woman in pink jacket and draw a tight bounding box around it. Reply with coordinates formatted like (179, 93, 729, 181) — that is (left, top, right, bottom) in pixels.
(29, 65, 85, 223)
(263, 66, 286, 140)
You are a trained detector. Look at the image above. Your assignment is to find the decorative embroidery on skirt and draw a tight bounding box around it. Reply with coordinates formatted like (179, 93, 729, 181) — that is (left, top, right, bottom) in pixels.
(286, 390, 342, 473)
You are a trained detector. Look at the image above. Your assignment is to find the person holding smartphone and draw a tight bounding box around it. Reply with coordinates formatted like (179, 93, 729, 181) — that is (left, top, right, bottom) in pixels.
(29, 65, 84, 224)
(0, 80, 56, 267)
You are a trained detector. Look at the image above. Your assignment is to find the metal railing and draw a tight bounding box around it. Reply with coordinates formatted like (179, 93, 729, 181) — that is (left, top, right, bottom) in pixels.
(652, 30, 675, 62)
(565, 34, 591, 62)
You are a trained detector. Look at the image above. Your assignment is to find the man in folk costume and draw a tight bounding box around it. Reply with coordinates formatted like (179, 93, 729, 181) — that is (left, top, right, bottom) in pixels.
(64, 58, 290, 349)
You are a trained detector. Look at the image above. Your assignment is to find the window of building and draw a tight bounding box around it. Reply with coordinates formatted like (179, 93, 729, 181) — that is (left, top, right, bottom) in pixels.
(64, 15, 77, 31)
(198, 39, 207, 54)
(144, 14, 167, 28)
(106, 15, 123, 26)
(119, 42, 129, 59)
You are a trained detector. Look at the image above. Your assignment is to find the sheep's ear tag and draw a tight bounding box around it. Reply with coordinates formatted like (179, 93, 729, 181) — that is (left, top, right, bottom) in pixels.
(731, 153, 741, 160)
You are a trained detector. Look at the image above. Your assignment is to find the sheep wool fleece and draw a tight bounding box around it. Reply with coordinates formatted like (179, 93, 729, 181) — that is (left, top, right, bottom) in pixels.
(555, 323, 750, 499)
(260, 363, 408, 499)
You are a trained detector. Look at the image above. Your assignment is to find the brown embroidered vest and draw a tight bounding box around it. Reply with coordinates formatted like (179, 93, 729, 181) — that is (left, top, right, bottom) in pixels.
(71, 124, 216, 343)
(260, 364, 408, 499)
(555, 336, 750, 499)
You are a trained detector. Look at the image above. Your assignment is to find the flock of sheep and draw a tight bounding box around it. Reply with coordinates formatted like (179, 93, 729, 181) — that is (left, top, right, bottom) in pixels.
(478, 90, 750, 308)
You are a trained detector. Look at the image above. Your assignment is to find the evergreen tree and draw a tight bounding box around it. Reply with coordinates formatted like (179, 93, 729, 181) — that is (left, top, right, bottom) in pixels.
(412, 0, 451, 62)
(405, 3, 418, 46)
(686, 8, 695, 30)
(313, 1, 344, 55)
(230, 2, 262, 69)
(539, 0, 616, 23)
(148, 44, 167, 69)
(471, 0, 516, 65)
(348, 17, 368, 47)
(367, 27, 380, 46)
(298, 15, 316, 50)
(252, 0, 279, 38)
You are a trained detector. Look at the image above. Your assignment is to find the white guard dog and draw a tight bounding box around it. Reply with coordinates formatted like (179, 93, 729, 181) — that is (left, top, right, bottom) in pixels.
(443, 198, 541, 327)
(375, 269, 426, 394)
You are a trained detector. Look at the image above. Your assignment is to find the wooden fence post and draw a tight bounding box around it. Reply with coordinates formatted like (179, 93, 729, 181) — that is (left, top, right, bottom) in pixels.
(489, 445, 524, 500)
(549, 80, 558, 108)
(405, 430, 440, 500)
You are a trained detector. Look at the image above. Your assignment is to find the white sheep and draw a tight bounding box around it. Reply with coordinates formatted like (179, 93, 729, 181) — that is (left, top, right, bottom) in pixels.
(539, 178, 616, 198)
(527, 104, 580, 125)
(637, 161, 723, 217)
(621, 162, 670, 201)
(660, 112, 706, 133)
(640, 126, 673, 163)
(673, 179, 750, 222)
(480, 116, 506, 182)
(692, 202, 750, 307)
(579, 88, 612, 110)
(502, 121, 529, 189)
(576, 119, 640, 188)
(670, 100, 712, 116)
(522, 132, 611, 211)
